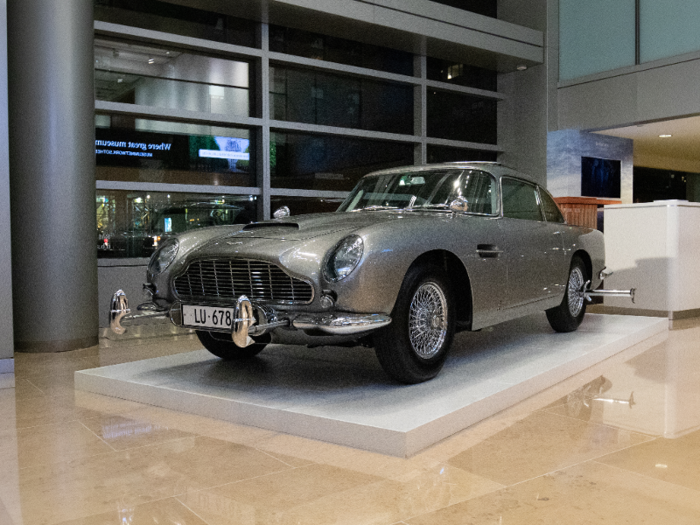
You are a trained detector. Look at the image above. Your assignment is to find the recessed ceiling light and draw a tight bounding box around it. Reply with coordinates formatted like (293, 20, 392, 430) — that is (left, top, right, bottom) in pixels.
(659, 134, 672, 138)
(516, 64, 527, 71)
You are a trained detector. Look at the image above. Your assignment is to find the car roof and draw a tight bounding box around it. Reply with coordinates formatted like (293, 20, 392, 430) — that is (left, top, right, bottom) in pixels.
(363, 162, 539, 185)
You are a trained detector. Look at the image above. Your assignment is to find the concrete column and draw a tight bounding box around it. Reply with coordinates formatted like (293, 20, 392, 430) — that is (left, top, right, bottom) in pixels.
(0, 0, 14, 385)
(8, 0, 98, 352)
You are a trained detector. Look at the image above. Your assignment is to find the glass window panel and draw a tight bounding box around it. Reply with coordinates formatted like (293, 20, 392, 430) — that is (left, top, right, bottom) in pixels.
(269, 25, 413, 76)
(427, 91, 497, 144)
(427, 145, 497, 164)
(426, 57, 497, 91)
(501, 178, 542, 221)
(96, 191, 257, 258)
(96, 116, 254, 187)
(539, 189, 565, 223)
(559, 0, 635, 80)
(271, 66, 413, 134)
(429, 0, 496, 18)
(94, 0, 257, 47)
(640, 0, 700, 62)
(270, 196, 345, 217)
(95, 39, 251, 117)
(271, 132, 414, 191)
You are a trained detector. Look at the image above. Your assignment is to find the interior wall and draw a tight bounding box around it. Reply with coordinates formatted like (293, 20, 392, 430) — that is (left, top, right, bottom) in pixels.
(547, 129, 634, 203)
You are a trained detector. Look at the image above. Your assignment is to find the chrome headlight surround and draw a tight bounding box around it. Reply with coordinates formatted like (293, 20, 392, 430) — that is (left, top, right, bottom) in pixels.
(148, 238, 179, 276)
(323, 235, 364, 282)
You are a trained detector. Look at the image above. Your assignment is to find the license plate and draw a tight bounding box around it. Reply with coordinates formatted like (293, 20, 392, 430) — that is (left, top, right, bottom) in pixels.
(182, 305, 235, 330)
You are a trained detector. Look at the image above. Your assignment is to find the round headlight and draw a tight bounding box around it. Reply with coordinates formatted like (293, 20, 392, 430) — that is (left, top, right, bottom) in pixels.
(324, 236, 364, 282)
(148, 239, 179, 275)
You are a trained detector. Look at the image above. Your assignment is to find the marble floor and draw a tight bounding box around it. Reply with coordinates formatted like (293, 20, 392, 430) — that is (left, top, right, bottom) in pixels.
(3, 315, 700, 524)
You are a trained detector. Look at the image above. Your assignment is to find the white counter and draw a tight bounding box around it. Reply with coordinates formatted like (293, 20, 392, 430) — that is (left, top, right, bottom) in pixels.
(603, 200, 700, 318)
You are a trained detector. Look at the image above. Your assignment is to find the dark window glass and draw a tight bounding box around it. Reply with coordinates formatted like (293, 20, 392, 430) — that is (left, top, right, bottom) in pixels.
(460, 170, 498, 215)
(633, 166, 690, 203)
(426, 58, 497, 91)
(94, 0, 257, 47)
(427, 145, 497, 163)
(96, 116, 254, 187)
(501, 178, 542, 221)
(581, 157, 621, 198)
(429, 0, 496, 18)
(95, 39, 251, 117)
(271, 132, 414, 191)
(539, 188, 566, 223)
(427, 90, 497, 143)
(96, 191, 257, 258)
(271, 66, 413, 134)
(269, 25, 414, 76)
(270, 196, 345, 217)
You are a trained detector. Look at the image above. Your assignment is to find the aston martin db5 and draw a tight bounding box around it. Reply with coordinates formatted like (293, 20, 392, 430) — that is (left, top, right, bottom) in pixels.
(111, 162, 633, 383)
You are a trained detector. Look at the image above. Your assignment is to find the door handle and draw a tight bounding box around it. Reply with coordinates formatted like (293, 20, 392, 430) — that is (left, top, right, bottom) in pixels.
(477, 244, 503, 258)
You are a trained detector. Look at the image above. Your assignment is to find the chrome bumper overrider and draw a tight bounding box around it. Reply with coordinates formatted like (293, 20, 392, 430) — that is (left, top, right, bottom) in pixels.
(109, 290, 392, 344)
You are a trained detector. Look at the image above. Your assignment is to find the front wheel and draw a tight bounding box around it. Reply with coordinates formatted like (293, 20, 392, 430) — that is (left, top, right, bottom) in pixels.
(374, 265, 455, 384)
(196, 330, 269, 360)
(546, 256, 588, 332)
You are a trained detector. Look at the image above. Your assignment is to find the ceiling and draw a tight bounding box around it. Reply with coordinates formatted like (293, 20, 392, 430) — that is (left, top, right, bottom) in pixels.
(595, 115, 700, 173)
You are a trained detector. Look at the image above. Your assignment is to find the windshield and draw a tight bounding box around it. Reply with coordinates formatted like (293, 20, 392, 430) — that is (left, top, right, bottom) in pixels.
(337, 169, 498, 215)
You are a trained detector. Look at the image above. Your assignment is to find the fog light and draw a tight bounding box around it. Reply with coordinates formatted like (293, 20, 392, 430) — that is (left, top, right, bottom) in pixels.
(320, 294, 335, 309)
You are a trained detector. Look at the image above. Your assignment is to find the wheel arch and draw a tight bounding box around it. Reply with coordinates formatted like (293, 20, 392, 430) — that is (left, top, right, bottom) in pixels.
(572, 249, 592, 280)
(407, 250, 473, 329)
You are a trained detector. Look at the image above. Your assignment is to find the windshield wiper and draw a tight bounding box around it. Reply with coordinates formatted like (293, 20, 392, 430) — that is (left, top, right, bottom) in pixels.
(410, 203, 451, 210)
(353, 205, 402, 212)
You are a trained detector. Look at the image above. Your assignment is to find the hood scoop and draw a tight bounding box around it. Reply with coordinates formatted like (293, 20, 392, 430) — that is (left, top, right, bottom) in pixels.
(243, 222, 299, 231)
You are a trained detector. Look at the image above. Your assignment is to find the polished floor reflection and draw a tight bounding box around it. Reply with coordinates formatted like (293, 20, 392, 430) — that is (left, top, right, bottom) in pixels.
(2, 318, 700, 524)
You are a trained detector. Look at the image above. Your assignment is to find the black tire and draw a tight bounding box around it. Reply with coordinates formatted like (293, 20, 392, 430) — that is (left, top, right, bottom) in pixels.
(546, 256, 588, 332)
(374, 264, 456, 384)
(196, 330, 269, 360)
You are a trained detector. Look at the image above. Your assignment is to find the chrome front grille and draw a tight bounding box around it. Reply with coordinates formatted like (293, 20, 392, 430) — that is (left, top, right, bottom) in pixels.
(173, 259, 314, 304)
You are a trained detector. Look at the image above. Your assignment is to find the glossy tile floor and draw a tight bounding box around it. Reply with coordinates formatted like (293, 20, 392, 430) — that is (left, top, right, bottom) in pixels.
(3, 318, 700, 524)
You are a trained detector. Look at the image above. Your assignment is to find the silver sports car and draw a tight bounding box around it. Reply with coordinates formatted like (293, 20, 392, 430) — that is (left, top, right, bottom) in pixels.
(111, 162, 633, 383)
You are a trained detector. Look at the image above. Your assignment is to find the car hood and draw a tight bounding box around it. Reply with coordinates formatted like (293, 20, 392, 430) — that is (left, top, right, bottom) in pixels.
(228, 211, 410, 241)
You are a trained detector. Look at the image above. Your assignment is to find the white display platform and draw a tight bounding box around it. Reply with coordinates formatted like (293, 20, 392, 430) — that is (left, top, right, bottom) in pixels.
(75, 314, 667, 457)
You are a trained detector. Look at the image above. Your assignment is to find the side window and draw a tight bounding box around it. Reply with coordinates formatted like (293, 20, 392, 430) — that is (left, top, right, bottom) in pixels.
(461, 170, 498, 214)
(539, 188, 566, 223)
(501, 178, 543, 221)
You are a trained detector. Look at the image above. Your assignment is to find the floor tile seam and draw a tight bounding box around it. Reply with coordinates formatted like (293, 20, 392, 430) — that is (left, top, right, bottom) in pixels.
(498, 437, 663, 490)
(77, 419, 119, 453)
(174, 494, 216, 525)
(255, 446, 309, 468)
(590, 458, 700, 495)
(539, 405, 658, 440)
(388, 478, 508, 525)
(182, 462, 308, 497)
(17, 378, 46, 396)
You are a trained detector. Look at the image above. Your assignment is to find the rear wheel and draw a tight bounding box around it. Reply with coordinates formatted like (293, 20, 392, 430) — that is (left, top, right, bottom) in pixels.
(546, 256, 588, 332)
(374, 264, 455, 384)
(196, 330, 268, 360)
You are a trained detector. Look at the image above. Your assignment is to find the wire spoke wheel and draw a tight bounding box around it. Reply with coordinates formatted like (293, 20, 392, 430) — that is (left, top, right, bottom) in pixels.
(567, 266, 585, 317)
(408, 282, 448, 359)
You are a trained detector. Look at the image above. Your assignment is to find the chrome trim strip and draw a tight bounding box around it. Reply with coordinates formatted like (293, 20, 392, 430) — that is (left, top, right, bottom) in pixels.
(293, 313, 392, 335)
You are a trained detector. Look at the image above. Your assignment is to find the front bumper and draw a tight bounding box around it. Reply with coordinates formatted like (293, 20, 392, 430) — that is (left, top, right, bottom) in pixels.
(109, 290, 392, 343)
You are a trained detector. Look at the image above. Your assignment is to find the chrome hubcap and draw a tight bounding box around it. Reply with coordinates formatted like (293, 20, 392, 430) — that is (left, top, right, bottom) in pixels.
(567, 267, 585, 317)
(409, 282, 448, 359)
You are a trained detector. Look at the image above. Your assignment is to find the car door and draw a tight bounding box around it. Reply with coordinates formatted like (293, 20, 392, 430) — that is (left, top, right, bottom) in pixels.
(498, 177, 565, 309)
(453, 170, 508, 328)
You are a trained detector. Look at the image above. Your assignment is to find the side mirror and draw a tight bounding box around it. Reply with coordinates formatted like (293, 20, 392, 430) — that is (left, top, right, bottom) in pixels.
(449, 197, 469, 213)
(273, 206, 290, 219)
